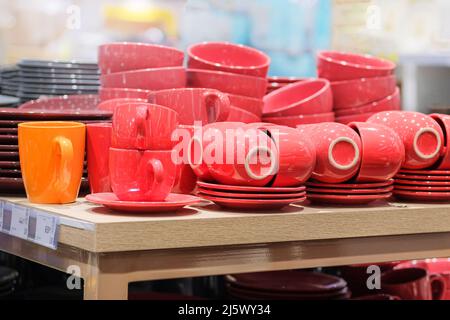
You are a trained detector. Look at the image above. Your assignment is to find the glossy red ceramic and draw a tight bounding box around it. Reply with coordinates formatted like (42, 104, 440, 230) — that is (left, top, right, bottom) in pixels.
(317, 51, 396, 81)
(306, 185, 393, 195)
(399, 169, 450, 175)
(336, 112, 376, 124)
(0, 107, 112, 120)
(99, 88, 152, 101)
(187, 42, 270, 77)
(394, 173, 450, 181)
(381, 268, 446, 300)
(112, 102, 179, 150)
(268, 76, 309, 83)
(306, 179, 394, 189)
(109, 148, 177, 201)
(85, 192, 201, 213)
(394, 184, 450, 192)
(227, 285, 350, 300)
(100, 67, 186, 90)
(228, 94, 263, 117)
(334, 87, 401, 117)
(197, 187, 305, 199)
(393, 189, 450, 201)
(307, 192, 391, 205)
(394, 178, 450, 186)
(263, 79, 333, 117)
(98, 42, 184, 74)
(430, 113, 450, 169)
(201, 194, 306, 210)
(331, 75, 397, 110)
(349, 122, 405, 182)
(18, 94, 99, 110)
(368, 111, 444, 169)
(297, 122, 362, 183)
(86, 123, 112, 193)
(148, 88, 230, 125)
(226, 106, 261, 123)
(187, 68, 267, 98)
(263, 112, 335, 128)
(97, 98, 146, 112)
(197, 181, 306, 193)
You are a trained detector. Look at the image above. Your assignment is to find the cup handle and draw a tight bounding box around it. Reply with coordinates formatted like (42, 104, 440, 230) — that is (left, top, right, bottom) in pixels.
(202, 91, 231, 123)
(145, 159, 164, 196)
(244, 145, 278, 181)
(430, 274, 447, 300)
(136, 107, 149, 149)
(53, 136, 74, 194)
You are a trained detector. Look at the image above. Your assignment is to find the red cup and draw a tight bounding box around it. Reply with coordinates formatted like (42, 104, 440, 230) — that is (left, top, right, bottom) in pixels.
(381, 268, 446, 300)
(112, 102, 179, 150)
(297, 122, 362, 183)
(331, 75, 397, 110)
(353, 294, 401, 300)
(263, 79, 333, 117)
(187, 68, 267, 99)
(187, 42, 270, 77)
(87, 123, 112, 193)
(148, 88, 230, 125)
(228, 94, 263, 117)
(100, 67, 186, 90)
(368, 111, 444, 169)
(335, 87, 401, 117)
(109, 148, 177, 201)
(98, 42, 184, 74)
(227, 106, 261, 123)
(263, 112, 335, 128)
(336, 112, 376, 125)
(317, 51, 396, 81)
(97, 98, 146, 112)
(430, 114, 450, 170)
(349, 122, 405, 182)
(99, 88, 152, 101)
(253, 124, 316, 187)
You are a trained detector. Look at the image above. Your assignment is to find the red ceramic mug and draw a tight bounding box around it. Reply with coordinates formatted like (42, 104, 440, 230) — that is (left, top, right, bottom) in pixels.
(430, 113, 450, 170)
(381, 267, 446, 300)
(97, 98, 146, 112)
(148, 88, 230, 125)
(86, 123, 112, 193)
(109, 148, 177, 201)
(99, 88, 152, 102)
(112, 102, 179, 150)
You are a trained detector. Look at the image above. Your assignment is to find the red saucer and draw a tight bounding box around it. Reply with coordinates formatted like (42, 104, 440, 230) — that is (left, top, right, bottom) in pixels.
(399, 169, 450, 175)
(197, 187, 306, 199)
(306, 179, 393, 189)
(395, 179, 450, 186)
(197, 181, 306, 193)
(85, 193, 202, 213)
(395, 184, 450, 192)
(395, 173, 450, 181)
(307, 192, 392, 205)
(306, 185, 393, 195)
(393, 190, 450, 201)
(200, 194, 306, 210)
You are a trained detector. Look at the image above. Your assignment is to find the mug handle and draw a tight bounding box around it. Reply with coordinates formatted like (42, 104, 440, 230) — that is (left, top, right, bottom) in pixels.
(136, 107, 149, 149)
(145, 159, 164, 196)
(430, 273, 447, 300)
(53, 136, 74, 195)
(202, 91, 231, 123)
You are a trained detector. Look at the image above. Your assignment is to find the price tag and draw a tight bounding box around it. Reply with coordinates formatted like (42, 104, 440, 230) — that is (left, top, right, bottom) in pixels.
(28, 210, 59, 249)
(9, 204, 29, 239)
(0, 200, 4, 230)
(2, 202, 13, 233)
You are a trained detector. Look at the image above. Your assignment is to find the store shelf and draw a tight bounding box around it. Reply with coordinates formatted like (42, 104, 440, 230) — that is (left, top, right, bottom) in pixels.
(2, 196, 450, 299)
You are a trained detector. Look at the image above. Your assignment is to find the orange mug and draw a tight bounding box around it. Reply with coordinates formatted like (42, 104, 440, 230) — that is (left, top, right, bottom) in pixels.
(18, 121, 86, 204)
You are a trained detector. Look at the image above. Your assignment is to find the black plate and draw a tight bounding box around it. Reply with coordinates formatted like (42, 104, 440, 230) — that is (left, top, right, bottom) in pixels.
(18, 66, 100, 76)
(16, 77, 100, 86)
(19, 59, 98, 70)
(18, 83, 99, 91)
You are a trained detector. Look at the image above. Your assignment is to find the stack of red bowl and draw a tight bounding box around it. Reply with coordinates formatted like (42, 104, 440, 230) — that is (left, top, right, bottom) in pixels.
(317, 51, 400, 124)
(187, 42, 271, 123)
(266, 76, 307, 94)
(368, 111, 450, 201)
(98, 42, 186, 101)
(225, 271, 350, 300)
(191, 122, 315, 210)
(262, 79, 334, 127)
(299, 121, 404, 205)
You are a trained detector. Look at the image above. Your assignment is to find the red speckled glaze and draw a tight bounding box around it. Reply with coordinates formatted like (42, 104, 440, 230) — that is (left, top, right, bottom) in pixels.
(99, 87, 152, 101)
(97, 98, 146, 112)
(430, 113, 450, 170)
(264, 112, 335, 128)
(87, 123, 112, 193)
(228, 94, 263, 117)
(226, 106, 261, 123)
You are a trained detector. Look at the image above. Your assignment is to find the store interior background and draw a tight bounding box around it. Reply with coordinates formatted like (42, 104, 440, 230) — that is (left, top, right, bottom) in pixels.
(1, 0, 450, 299)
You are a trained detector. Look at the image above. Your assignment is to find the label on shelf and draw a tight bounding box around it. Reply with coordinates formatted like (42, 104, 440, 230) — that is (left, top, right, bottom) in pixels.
(28, 209, 59, 250)
(9, 204, 30, 239)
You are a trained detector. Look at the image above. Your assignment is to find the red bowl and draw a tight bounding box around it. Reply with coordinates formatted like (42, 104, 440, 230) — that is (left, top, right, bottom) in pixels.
(263, 79, 333, 117)
(317, 51, 396, 81)
(268, 76, 309, 83)
(228, 94, 263, 117)
(100, 67, 186, 90)
(97, 98, 146, 112)
(227, 106, 261, 123)
(263, 112, 335, 128)
(187, 69, 267, 99)
(335, 112, 376, 124)
(98, 42, 184, 74)
(332, 75, 397, 110)
(99, 87, 152, 101)
(187, 42, 270, 78)
(335, 87, 401, 117)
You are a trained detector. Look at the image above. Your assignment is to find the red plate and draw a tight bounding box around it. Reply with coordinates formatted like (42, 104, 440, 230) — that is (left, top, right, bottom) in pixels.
(307, 192, 391, 205)
(197, 187, 306, 199)
(0, 107, 112, 119)
(306, 179, 393, 189)
(395, 184, 450, 192)
(394, 179, 450, 186)
(0, 177, 25, 193)
(0, 135, 17, 144)
(197, 181, 306, 193)
(85, 193, 202, 213)
(0, 151, 18, 160)
(200, 194, 306, 210)
(306, 185, 393, 195)
(399, 169, 450, 175)
(0, 161, 20, 169)
(395, 173, 450, 181)
(393, 190, 450, 201)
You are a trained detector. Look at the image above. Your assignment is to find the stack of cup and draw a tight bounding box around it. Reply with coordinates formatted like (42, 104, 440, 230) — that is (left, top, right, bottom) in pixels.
(317, 51, 400, 124)
(187, 42, 271, 123)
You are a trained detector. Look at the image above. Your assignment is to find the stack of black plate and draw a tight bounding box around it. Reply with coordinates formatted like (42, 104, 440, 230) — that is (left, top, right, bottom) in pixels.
(0, 266, 19, 299)
(3, 60, 100, 103)
(0, 66, 19, 98)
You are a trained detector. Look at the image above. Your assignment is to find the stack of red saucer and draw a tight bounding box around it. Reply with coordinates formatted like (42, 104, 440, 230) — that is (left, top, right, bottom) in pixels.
(226, 271, 350, 300)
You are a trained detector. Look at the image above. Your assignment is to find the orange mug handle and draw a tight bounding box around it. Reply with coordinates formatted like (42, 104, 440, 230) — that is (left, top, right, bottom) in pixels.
(203, 91, 231, 123)
(53, 136, 74, 195)
(430, 273, 447, 300)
